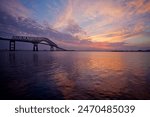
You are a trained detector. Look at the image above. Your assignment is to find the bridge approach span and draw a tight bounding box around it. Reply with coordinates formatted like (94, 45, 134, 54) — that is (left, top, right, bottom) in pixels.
(0, 36, 66, 51)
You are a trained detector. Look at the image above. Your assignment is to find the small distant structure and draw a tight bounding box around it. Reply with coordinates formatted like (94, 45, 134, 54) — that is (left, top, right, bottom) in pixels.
(0, 36, 66, 51)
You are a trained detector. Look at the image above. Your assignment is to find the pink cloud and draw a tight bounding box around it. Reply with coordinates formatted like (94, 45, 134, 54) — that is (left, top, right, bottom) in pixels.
(0, 0, 150, 50)
(0, 0, 31, 18)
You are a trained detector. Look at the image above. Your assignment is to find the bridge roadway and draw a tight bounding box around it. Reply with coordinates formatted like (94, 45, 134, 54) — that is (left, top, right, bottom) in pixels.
(0, 36, 66, 51)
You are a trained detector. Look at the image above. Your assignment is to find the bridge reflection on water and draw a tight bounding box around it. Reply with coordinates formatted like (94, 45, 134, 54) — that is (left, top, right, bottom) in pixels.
(0, 36, 66, 51)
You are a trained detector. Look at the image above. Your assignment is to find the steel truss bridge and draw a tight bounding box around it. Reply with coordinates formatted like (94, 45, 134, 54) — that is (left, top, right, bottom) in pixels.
(0, 36, 66, 51)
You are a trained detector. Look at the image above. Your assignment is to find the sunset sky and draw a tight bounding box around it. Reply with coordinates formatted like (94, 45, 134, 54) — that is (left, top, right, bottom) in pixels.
(0, 0, 150, 50)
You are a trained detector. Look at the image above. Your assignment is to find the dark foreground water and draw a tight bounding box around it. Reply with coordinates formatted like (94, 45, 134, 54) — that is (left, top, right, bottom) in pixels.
(0, 51, 150, 100)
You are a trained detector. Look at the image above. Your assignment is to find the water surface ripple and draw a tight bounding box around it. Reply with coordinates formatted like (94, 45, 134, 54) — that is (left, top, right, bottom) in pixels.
(0, 51, 150, 99)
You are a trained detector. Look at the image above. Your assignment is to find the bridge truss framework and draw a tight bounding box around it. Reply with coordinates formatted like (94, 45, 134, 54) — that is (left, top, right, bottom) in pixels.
(0, 36, 66, 51)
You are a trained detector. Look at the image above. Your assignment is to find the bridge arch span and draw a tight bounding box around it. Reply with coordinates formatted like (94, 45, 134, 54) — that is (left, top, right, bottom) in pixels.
(38, 38, 58, 47)
(0, 36, 65, 51)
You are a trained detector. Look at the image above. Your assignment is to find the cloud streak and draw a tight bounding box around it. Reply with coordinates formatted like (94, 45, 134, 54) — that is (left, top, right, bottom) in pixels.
(0, 0, 150, 50)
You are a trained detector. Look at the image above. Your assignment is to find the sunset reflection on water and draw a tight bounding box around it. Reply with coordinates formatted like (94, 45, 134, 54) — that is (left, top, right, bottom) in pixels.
(50, 52, 150, 99)
(0, 51, 150, 99)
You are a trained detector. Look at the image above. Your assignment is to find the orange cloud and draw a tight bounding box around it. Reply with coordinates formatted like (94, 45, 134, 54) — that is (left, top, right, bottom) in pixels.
(52, 0, 150, 49)
(127, 0, 150, 14)
(53, 1, 74, 29)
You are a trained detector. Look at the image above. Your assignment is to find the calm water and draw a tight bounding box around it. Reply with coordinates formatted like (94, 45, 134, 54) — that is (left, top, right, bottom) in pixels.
(0, 51, 150, 100)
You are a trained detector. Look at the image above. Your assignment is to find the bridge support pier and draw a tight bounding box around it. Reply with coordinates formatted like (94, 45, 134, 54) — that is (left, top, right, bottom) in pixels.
(9, 40, 15, 51)
(50, 46, 54, 51)
(33, 44, 38, 51)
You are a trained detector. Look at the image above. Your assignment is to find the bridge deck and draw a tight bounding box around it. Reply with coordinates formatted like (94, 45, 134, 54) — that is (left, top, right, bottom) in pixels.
(0, 36, 66, 51)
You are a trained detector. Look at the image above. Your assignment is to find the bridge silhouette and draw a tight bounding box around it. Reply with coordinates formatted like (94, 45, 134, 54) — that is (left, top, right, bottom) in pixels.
(0, 36, 66, 51)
